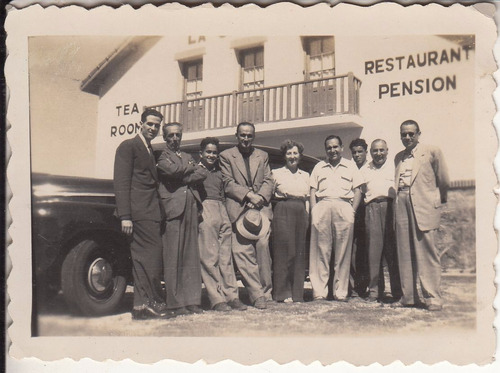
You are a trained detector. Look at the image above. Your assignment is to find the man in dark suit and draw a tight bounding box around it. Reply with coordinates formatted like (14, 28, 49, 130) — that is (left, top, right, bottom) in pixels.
(157, 122, 208, 316)
(348, 138, 369, 299)
(219, 122, 274, 309)
(393, 119, 449, 311)
(113, 108, 173, 320)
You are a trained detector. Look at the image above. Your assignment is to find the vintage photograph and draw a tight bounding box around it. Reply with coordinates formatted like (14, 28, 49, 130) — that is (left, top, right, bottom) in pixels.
(6, 3, 497, 367)
(30, 33, 477, 334)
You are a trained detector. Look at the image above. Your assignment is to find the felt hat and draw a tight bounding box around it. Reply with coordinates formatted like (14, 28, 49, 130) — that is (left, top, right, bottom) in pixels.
(235, 209, 271, 240)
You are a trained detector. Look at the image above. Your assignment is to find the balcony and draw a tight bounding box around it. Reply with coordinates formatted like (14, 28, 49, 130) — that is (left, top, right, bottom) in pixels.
(147, 73, 361, 133)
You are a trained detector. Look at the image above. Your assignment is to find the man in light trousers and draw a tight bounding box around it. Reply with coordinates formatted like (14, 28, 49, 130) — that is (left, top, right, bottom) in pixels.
(309, 135, 364, 301)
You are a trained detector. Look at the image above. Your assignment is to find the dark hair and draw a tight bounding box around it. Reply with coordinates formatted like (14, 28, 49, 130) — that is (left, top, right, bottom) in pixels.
(200, 137, 220, 151)
(236, 122, 255, 134)
(141, 108, 163, 123)
(324, 135, 342, 148)
(349, 138, 367, 151)
(280, 139, 304, 157)
(162, 122, 182, 134)
(400, 119, 420, 133)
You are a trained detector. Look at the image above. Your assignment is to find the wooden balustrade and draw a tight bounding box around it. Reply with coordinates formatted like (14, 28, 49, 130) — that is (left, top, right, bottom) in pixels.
(147, 73, 361, 132)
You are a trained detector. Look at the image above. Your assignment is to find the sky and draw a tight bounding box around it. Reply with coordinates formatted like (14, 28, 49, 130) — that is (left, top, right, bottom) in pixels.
(29, 36, 128, 177)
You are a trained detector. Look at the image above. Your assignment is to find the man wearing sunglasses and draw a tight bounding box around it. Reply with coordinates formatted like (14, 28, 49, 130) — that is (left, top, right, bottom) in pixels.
(393, 120, 449, 311)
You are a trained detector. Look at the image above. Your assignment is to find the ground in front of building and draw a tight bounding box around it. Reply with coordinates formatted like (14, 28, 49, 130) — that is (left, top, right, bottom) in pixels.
(36, 273, 475, 337)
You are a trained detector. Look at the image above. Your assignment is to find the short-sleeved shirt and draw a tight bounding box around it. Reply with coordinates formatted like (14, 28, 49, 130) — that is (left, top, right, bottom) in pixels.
(272, 166, 310, 200)
(310, 158, 364, 200)
(361, 161, 396, 203)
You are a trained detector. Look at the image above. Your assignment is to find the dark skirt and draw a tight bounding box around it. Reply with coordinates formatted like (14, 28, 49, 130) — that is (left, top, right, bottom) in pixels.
(271, 199, 308, 302)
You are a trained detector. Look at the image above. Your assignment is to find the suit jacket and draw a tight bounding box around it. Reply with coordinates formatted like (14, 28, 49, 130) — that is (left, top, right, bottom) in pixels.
(394, 143, 450, 231)
(219, 146, 274, 223)
(157, 147, 208, 221)
(113, 135, 162, 222)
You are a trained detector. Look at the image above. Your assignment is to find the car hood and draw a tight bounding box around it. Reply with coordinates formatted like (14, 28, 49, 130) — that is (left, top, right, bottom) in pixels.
(32, 173, 114, 198)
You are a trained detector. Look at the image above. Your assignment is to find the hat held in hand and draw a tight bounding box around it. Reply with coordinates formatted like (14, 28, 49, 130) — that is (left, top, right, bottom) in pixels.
(236, 209, 270, 240)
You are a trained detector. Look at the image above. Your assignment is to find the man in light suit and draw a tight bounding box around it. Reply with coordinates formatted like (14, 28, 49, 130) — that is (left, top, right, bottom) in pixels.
(393, 119, 449, 311)
(219, 122, 274, 309)
(157, 122, 208, 315)
(113, 108, 173, 320)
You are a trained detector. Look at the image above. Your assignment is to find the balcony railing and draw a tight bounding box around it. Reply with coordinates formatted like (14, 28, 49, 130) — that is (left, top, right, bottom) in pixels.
(147, 72, 361, 133)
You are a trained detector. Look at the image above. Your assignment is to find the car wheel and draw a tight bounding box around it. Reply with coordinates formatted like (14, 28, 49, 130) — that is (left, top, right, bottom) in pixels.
(61, 239, 127, 316)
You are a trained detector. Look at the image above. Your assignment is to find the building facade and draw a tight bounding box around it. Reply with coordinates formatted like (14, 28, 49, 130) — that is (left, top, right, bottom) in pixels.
(81, 35, 474, 182)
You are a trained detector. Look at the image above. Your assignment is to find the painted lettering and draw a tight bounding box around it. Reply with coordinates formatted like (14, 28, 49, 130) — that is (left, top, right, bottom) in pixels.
(378, 75, 457, 99)
(428, 51, 438, 65)
(365, 60, 374, 74)
(414, 79, 424, 94)
(440, 49, 449, 64)
(386, 58, 394, 72)
(395, 56, 404, 70)
(379, 84, 389, 99)
(390, 82, 400, 97)
(450, 47, 461, 62)
(407, 55, 416, 69)
(417, 53, 427, 67)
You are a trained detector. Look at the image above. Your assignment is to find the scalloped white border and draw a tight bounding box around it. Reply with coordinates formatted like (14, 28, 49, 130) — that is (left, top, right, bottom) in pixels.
(5, 2, 499, 371)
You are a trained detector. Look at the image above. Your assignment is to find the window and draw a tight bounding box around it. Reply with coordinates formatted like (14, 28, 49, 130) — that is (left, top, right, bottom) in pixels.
(239, 47, 264, 90)
(183, 59, 203, 99)
(305, 36, 335, 80)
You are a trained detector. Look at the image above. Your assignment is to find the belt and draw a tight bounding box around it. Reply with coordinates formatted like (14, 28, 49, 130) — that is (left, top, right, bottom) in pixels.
(367, 197, 393, 204)
(318, 197, 352, 204)
(274, 197, 305, 202)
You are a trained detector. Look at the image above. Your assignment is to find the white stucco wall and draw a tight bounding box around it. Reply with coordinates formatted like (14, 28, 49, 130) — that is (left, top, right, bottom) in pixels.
(93, 35, 474, 181)
(335, 35, 474, 180)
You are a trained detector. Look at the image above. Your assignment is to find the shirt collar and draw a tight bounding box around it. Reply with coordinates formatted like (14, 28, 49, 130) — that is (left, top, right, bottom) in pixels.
(404, 143, 419, 157)
(138, 132, 150, 150)
(321, 157, 348, 169)
(368, 160, 388, 170)
(199, 160, 220, 172)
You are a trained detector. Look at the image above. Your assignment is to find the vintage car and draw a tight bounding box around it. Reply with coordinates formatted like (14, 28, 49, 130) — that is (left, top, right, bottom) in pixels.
(32, 143, 319, 316)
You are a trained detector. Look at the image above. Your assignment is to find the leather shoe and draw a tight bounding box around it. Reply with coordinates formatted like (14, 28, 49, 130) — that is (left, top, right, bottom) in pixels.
(131, 306, 175, 320)
(213, 302, 232, 312)
(426, 304, 443, 312)
(253, 296, 267, 309)
(174, 307, 191, 316)
(186, 305, 203, 314)
(150, 300, 169, 314)
(227, 298, 248, 311)
(390, 301, 414, 308)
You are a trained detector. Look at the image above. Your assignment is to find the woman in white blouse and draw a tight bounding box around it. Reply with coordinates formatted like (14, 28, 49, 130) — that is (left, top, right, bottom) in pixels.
(271, 140, 310, 303)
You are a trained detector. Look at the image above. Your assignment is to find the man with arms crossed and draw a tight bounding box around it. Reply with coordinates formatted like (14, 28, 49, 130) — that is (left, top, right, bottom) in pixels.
(309, 135, 364, 302)
(197, 137, 247, 311)
(362, 139, 401, 303)
(393, 120, 449, 311)
(157, 122, 207, 316)
(113, 108, 173, 320)
(219, 122, 274, 309)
